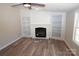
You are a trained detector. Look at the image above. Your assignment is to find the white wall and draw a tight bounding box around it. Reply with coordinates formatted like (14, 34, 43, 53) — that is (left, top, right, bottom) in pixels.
(0, 5, 21, 50)
(65, 11, 79, 55)
(20, 8, 66, 39)
(30, 10, 51, 24)
(20, 8, 52, 38)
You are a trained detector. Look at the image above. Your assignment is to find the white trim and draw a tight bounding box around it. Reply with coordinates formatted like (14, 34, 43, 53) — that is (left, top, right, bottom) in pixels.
(0, 36, 22, 51)
(64, 40, 77, 56)
(61, 13, 66, 40)
(72, 12, 79, 46)
(73, 12, 78, 42)
(19, 8, 23, 36)
(32, 37, 49, 40)
(50, 37, 61, 40)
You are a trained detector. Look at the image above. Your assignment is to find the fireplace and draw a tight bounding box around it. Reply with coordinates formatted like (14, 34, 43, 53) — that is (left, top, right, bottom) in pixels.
(35, 27, 46, 37)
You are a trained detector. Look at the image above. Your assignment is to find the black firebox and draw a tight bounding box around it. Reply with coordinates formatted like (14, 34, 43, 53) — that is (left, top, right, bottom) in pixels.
(35, 27, 46, 37)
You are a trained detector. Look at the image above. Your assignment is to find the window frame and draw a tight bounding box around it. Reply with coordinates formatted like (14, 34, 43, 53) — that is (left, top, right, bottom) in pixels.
(73, 12, 79, 46)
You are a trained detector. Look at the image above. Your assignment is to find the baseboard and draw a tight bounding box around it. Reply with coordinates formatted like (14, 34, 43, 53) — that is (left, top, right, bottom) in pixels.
(49, 37, 63, 40)
(0, 36, 22, 51)
(21, 37, 32, 39)
(64, 40, 77, 56)
(21, 35, 31, 38)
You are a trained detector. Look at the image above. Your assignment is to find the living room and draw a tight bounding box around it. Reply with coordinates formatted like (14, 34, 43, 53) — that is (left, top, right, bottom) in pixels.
(0, 3, 79, 56)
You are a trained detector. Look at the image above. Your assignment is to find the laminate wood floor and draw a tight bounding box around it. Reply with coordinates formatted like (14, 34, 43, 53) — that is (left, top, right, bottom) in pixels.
(0, 38, 74, 56)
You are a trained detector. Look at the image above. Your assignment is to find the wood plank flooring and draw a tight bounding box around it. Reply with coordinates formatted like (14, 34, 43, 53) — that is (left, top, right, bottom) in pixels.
(0, 38, 74, 56)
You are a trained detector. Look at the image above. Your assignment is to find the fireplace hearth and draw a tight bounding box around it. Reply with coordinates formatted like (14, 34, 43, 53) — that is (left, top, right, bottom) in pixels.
(35, 27, 46, 37)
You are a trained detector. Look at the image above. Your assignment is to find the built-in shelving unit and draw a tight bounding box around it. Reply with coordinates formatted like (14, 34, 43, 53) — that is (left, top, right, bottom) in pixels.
(51, 13, 66, 40)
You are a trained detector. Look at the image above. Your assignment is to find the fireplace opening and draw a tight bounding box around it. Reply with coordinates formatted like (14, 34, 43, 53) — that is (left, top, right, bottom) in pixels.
(35, 27, 46, 37)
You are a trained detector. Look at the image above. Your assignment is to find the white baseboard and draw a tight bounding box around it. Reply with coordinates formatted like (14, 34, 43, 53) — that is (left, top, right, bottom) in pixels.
(64, 40, 77, 56)
(0, 36, 22, 51)
(32, 37, 49, 40)
(49, 37, 63, 40)
(21, 35, 32, 38)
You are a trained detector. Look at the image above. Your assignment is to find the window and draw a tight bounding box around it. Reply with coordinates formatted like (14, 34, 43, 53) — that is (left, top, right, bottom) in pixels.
(73, 12, 79, 45)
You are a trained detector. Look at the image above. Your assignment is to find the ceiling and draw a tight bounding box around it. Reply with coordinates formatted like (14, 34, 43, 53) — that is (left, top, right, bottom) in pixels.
(0, 3, 79, 12)
(43, 3, 79, 11)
